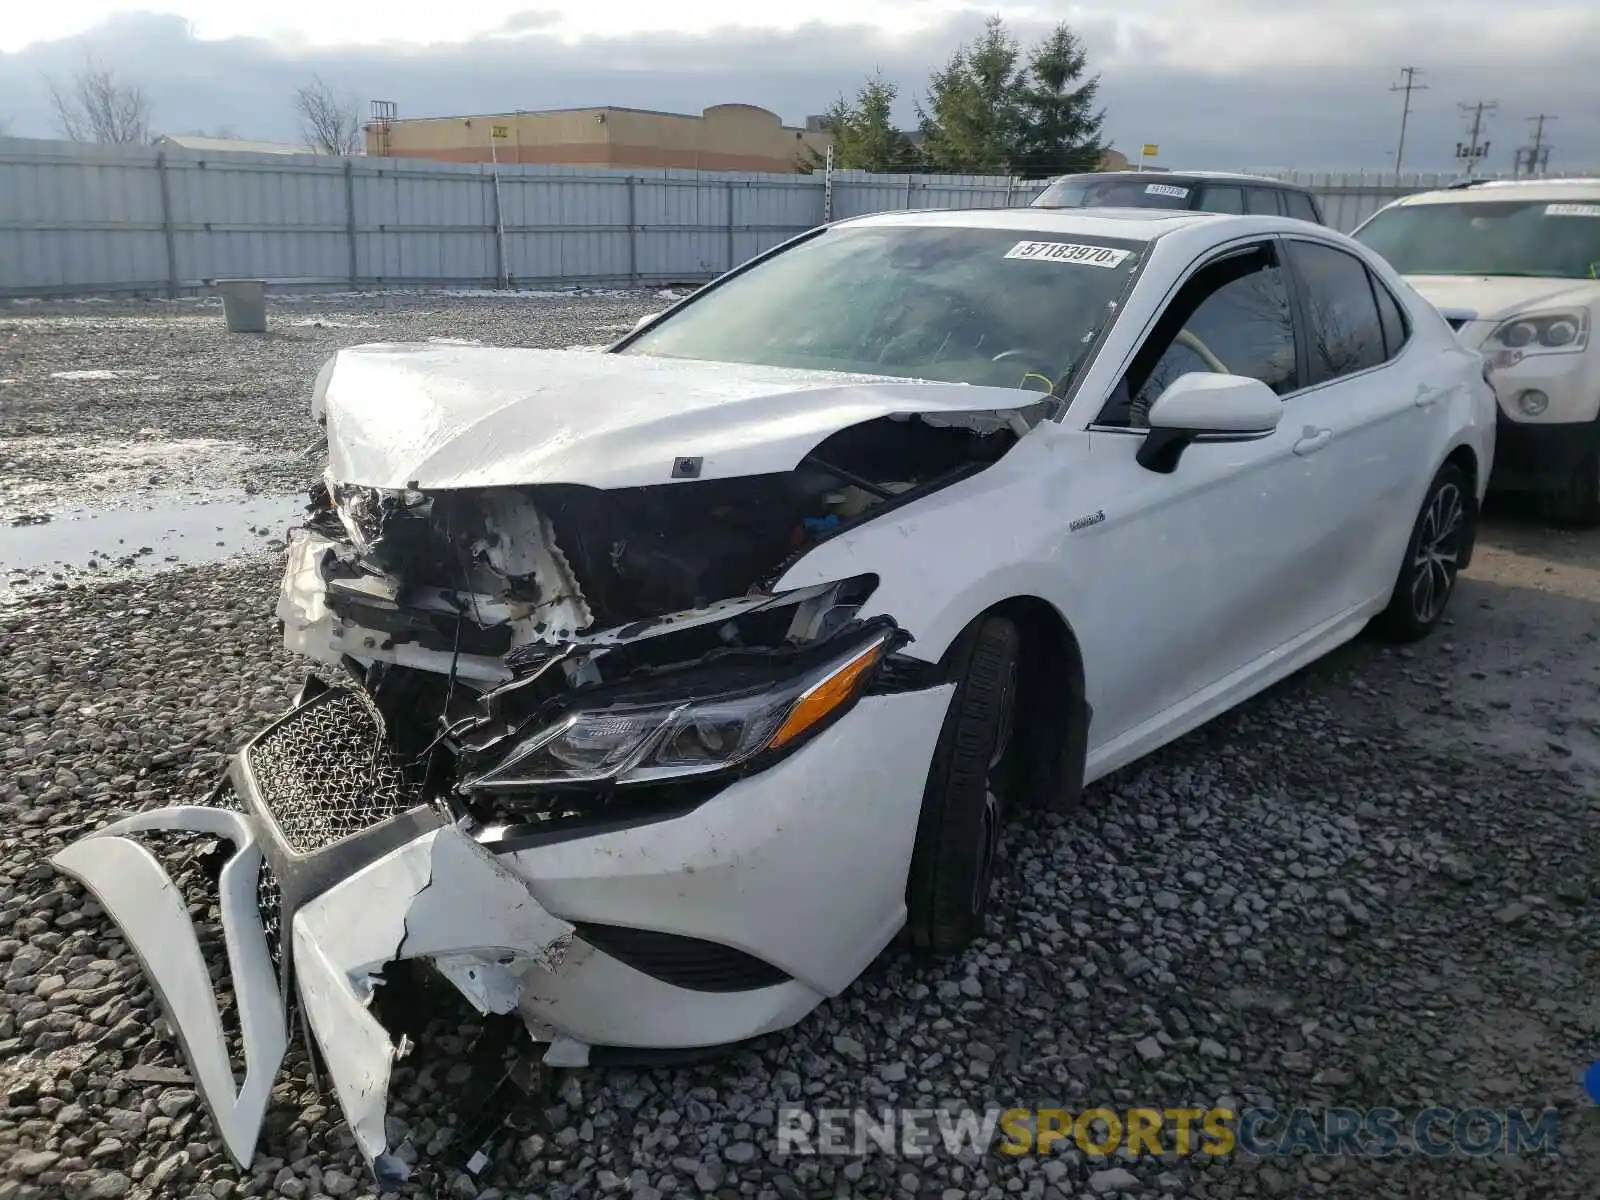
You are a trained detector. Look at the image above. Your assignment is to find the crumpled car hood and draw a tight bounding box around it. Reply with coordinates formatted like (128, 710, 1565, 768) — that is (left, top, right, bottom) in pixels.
(318, 344, 1045, 491)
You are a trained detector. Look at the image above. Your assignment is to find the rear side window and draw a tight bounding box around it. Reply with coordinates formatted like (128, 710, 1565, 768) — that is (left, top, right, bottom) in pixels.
(1245, 188, 1281, 215)
(1284, 191, 1320, 223)
(1198, 185, 1244, 214)
(1286, 241, 1388, 383)
(1372, 275, 1410, 357)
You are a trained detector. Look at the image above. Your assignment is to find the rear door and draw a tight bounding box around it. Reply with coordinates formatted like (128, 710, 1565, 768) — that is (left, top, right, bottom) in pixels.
(1279, 237, 1438, 619)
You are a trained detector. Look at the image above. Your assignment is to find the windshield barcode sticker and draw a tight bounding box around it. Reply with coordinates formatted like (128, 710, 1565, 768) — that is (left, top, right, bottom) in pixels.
(1545, 203, 1600, 218)
(1146, 184, 1189, 198)
(1005, 241, 1130, 269)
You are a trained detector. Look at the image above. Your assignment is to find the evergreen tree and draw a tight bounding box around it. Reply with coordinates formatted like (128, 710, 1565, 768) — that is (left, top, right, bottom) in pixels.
(913, 18, 1108, 177)
(916, 18, 1025, 174)
(1013, 24, 1106, 178)
(821, 72, 915, 172)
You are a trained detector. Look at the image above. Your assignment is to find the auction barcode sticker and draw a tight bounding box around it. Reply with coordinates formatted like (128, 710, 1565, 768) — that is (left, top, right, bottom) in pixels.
(1146, 184, 1190, 198)
(1005, 241, 1131, 269)
(1545, 203, 1600, 218)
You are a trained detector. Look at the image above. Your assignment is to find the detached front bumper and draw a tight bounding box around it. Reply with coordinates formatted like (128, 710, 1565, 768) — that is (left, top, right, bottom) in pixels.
(52, 795, 572, 1186)
(51, 675, 952, 1183)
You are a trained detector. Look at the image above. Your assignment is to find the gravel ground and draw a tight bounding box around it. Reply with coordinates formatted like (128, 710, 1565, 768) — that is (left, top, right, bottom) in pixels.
(2, 295, 1598, 1200)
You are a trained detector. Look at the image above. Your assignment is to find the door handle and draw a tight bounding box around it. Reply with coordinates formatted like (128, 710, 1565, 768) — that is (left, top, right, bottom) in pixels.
(1414, 384, 1454, 408)
(1293, 427, 1334, 456)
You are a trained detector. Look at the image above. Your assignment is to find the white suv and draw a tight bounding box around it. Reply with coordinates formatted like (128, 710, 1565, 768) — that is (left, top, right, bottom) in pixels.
(1355, 179, 1600, 524)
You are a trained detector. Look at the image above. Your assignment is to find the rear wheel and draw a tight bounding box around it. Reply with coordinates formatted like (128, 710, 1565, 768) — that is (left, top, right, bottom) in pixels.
(1374, 464, 1470, 643)
(1539, 447, 1600, 528)
(905, 616, 1021, 956)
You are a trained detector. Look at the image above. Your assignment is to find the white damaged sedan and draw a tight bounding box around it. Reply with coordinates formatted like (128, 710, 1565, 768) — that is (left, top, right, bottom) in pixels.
(54, 207, 1495, 1184)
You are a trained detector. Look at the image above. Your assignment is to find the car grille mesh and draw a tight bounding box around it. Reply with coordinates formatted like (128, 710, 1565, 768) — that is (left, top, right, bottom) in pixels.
(244, 688, 420, 855)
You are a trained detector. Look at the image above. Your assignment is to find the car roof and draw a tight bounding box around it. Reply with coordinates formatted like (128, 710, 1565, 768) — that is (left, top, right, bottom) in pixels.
(1049, 169, 1310, 189)
(828, 207, 1343, 251)
(833, 206, 1230, 242)
(1392, 178, 1600, 206)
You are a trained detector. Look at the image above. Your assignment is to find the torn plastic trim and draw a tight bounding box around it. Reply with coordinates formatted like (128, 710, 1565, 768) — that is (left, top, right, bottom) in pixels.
(291, 824, 575, 1186)
(49, 807, 288, 1172)
(52, 796, 577, 1190)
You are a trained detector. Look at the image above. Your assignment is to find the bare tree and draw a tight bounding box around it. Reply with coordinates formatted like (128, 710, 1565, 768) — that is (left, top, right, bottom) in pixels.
(292, 75, 362, 155)
(46, 56, 151, 144)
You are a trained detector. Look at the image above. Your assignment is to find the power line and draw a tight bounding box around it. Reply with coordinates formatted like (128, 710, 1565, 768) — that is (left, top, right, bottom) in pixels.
(1454, 99, 1498, 176)
(1389, 67, 1428, 174)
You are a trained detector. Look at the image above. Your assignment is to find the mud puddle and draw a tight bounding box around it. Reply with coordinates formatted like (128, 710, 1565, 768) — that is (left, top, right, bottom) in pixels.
(1, 489, 304, 597)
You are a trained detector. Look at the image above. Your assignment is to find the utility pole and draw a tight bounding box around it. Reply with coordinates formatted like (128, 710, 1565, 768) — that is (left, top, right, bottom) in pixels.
(1514, 113, 1556, 178)
(1454, 99, 1498, 177)
(1389, 67, 1428, 174)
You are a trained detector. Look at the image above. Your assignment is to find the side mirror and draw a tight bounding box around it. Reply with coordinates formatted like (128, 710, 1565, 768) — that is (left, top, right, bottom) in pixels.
(631, 312, 665, 333)
(1137, 372, 1282, 474)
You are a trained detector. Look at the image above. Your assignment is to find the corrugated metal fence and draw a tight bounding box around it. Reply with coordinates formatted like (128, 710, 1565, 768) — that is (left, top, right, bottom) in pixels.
(0, 141, 1040, 299)
(1, 138, 1593, 299)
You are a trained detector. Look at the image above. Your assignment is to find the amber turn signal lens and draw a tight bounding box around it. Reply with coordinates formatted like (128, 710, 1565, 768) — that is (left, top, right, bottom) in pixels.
(766, 640, 887, 750)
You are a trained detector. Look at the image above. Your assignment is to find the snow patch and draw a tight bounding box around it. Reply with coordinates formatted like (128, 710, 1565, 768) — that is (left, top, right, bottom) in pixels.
(50, 369, 130, 381)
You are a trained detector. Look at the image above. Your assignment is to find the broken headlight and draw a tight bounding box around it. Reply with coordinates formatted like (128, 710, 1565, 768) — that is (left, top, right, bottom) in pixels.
(462, 629, 893, 790)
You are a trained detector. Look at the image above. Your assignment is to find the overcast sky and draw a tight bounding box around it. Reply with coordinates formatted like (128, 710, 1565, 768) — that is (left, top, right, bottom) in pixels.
(1, 3, 1596, 171)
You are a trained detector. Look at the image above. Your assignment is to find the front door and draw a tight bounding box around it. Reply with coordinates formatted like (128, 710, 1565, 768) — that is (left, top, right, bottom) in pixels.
(1070, 239, 1327, 748)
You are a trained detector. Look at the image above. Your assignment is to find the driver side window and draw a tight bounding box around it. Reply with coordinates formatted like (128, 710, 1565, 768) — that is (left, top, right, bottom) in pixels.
(1097, 242, 1299, 428)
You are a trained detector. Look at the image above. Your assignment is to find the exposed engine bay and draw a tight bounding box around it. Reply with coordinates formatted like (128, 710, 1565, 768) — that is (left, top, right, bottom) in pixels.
(278, 410, 1024, 836)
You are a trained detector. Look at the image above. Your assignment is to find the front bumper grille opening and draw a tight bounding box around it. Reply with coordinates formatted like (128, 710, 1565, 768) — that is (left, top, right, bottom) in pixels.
(257, 860, 284, 977)
(574, 923, 792, 993)
(245, 687, 422, 855)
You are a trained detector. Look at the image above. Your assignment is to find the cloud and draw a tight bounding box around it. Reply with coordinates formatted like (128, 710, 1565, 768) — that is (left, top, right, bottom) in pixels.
(0, 7, 1596, 170)
(493, 10, 562, 37)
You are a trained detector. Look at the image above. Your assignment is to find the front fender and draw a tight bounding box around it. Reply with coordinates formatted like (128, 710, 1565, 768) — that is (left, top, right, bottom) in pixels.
(774, 432, 1078, 664)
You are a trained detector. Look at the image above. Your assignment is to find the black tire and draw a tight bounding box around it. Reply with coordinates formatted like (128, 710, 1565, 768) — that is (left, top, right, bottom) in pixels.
(1539, 448, 1600, 528)
(905, 615, 1021, 956)
(1374, 464, 1471, 644)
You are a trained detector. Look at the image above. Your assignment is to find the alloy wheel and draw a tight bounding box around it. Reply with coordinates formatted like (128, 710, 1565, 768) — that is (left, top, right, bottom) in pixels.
(971, 661, 1017, 914)
(1411, 482, 1463, 625)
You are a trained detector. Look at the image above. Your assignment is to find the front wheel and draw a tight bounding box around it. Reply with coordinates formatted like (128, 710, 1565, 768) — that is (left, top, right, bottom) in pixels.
(1373, 464, 1471, 644)
(905, 615, 1021, 956)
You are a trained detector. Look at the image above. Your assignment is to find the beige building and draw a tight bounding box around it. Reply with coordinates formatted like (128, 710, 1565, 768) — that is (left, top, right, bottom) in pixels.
(366, 104, 833, 173)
